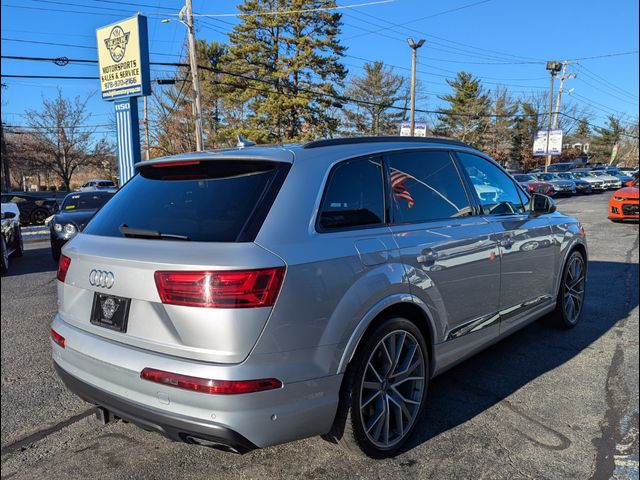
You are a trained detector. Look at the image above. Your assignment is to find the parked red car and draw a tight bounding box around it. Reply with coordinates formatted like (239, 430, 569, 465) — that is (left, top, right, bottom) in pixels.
(513, 174, 555, 196)
(608, 179, 639, 221)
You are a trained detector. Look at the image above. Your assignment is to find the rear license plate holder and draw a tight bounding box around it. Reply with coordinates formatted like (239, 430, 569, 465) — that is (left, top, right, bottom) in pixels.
(90, 293, 131, 333)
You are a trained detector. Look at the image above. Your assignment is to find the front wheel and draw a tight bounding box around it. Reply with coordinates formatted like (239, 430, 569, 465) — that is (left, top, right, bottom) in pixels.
(548, 251, 586, 328)
(324, 318, 429, 458)
(14, 227, 24, 257)
(1, 238, 9, 274)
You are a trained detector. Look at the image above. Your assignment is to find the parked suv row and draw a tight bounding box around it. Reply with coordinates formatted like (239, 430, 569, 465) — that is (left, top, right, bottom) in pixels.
(51, 137, 588, 458)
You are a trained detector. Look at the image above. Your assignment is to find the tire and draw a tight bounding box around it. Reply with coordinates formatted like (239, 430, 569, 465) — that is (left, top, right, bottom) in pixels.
(547, 250, 586, 329)
(52, 244, 61, 263)
(14, 227, 24, 257)
(30, 208, 49, 225)
(1, 238, 9, 275)
(324, 317, 429, 458)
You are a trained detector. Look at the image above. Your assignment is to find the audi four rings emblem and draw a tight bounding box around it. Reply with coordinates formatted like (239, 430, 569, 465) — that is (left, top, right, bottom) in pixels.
(89, 269, 115, 289)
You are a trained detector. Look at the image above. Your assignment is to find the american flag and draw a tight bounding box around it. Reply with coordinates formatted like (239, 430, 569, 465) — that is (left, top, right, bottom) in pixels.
(390, 169, 416, 209)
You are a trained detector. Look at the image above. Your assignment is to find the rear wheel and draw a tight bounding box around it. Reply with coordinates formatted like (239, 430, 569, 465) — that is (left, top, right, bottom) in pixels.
(548, 251, 586, 328)
(325, 317, 429, 458)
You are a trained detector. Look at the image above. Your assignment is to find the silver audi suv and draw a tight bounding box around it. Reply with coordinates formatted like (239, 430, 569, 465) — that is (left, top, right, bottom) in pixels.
(51, 137, 588, 458)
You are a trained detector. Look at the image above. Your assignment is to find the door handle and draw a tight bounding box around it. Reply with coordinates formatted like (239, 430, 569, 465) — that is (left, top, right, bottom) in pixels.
(417, 248, 438, 264)
(499, 237, 515, 249)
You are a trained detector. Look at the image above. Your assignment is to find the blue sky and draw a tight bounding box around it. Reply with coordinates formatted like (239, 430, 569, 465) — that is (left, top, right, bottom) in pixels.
(1, 0, 638, 135)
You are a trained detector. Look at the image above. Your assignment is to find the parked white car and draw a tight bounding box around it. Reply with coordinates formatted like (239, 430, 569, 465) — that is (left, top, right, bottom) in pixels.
(78, 180, 116, 192)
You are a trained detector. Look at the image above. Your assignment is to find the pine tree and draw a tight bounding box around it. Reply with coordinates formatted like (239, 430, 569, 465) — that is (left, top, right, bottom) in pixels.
(575, 118, 591, 140)
(592, 115, 624, 162)
(511, 102, 542, 170)
(344, 61, 405, 135)
(437, 72, 491, 147)
(225, 0, 347, 142)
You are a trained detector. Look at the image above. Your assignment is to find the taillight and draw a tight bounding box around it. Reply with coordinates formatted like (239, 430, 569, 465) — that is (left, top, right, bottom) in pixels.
(140, 368, 282, 395)
(51, 328, 65, 348)
(57, 255, 71, 282)
(154, 267, 285, 308)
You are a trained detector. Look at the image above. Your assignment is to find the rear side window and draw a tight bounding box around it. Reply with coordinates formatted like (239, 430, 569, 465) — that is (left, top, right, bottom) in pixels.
(84, 161, 287, 242)
(387, 150, 472, 223)
(318, 156, 384, 231)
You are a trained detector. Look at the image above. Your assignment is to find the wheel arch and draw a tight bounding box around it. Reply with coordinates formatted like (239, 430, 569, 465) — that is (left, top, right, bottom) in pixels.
(337, 295, 436, 379)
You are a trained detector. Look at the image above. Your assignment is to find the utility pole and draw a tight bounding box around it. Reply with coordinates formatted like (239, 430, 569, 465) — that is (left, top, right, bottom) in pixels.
(1, 122, 10, 192)
(181, 0, 204, 151)
(544, 61, 562, 172)
(551, 60, 577, 130)
(142, 96, 150, 160)
(407, 38, 425, 136)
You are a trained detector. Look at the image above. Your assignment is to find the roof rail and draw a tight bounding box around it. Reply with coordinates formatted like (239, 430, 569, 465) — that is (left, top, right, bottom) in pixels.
(302, 136, 472, 149)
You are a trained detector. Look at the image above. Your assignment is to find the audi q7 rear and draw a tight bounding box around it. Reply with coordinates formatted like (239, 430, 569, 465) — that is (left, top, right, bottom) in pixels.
(52, 137, 587, 458)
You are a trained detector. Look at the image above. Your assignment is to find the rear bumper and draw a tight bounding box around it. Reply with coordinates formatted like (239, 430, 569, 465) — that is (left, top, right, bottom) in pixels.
(54, 362, 257, 453)
(51, 316, 342, 449)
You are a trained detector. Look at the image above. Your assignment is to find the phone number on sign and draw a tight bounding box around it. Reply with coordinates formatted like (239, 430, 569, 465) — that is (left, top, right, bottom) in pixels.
(104, 78, 139, 89)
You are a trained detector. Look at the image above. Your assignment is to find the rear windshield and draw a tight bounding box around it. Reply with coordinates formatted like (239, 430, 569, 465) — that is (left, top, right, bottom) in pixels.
(83, 160, 287, 242)
(62, 193, 114, 210)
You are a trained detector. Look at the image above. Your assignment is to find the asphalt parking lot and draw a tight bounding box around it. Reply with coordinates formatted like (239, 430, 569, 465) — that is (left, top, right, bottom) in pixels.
(1, 193, 638, 480)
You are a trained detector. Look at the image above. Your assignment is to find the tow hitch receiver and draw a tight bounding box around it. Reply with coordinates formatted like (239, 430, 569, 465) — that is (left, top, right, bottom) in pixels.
(95, 407, 117, 425)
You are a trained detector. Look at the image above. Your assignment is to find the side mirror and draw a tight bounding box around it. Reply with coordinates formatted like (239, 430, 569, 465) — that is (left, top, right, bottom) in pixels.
(530, 193, 556, 216)
(1, 211, 16, 220)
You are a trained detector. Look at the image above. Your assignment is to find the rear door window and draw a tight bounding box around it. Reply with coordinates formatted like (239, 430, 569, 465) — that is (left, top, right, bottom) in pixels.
(387, 150, 472, 223)
(84, 161, 288, 242)
(318, 156, 385, 231)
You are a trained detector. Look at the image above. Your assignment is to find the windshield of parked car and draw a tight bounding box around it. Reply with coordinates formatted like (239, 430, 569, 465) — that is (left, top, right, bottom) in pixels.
(558, 173, 576, 180)
(62, 193, 114, 211)
(514, 174, 536, 182)
(538, 173, 561, 181)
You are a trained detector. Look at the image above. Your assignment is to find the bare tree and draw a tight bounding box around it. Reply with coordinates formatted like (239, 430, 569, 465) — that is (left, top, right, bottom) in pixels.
(25, 89, 111, 190)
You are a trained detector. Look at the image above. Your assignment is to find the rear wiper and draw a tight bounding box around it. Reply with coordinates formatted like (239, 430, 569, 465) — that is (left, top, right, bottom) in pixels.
(119, 224, 190, 241)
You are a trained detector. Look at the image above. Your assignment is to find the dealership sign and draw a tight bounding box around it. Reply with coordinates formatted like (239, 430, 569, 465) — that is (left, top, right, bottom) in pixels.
(533, 129, 563, 156)
(400, 121, 428, 137)
(96, 15, 150, 100)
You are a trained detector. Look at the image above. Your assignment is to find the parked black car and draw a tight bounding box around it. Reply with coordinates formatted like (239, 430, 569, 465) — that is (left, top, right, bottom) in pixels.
(1, 206, 24, 274)
(0, 193, 60, 225)
(50, 191, 115, 261)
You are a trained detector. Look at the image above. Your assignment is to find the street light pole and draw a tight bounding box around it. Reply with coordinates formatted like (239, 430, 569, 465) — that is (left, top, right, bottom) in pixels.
(407, 38, 425, 137)
(181, 0, 204, 151)
(545, 61, 562, 172)
(552, 60, 577, 130)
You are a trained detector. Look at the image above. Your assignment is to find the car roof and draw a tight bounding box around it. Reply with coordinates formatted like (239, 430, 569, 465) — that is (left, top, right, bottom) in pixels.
(136, 136, 480, 170)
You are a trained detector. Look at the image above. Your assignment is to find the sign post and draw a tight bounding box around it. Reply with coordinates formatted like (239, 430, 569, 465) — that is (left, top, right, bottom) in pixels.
(96, 14, 150, 186)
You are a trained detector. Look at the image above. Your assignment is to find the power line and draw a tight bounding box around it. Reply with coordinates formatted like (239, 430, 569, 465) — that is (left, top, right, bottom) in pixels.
(2, 55, 638, 138)
(1, 37, 181, 58)
(343, 0, 492, 41)
(347, 7, 542, 64)
(1, 2, 156, 18)
(569, 51, 639, 61)
(188, 0, 396, 18)
(576, 64, 639, 102)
